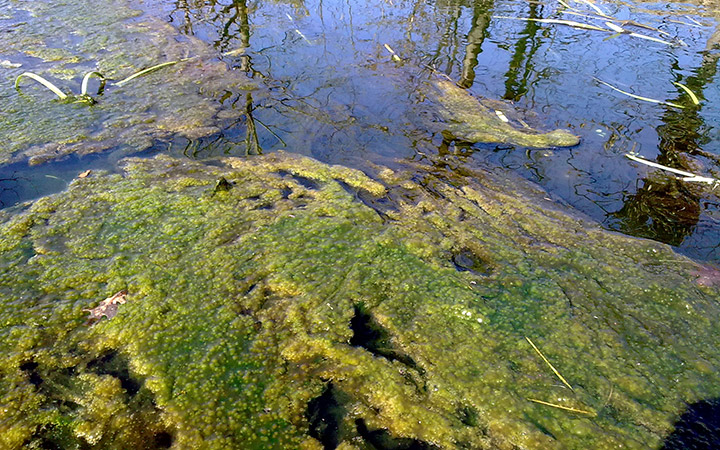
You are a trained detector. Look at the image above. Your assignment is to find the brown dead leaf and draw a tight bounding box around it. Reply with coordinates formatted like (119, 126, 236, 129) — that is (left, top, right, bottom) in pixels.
(78, 170, 92, 178)
(83, 290, 128, 324)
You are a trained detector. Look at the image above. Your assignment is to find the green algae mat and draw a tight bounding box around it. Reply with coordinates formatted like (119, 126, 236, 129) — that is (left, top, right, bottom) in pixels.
(1, 152, 720, 449)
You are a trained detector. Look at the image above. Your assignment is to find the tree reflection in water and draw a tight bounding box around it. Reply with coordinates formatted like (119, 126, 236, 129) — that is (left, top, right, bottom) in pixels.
(613, 23, 720, 249)
(165, 0, 720, 260)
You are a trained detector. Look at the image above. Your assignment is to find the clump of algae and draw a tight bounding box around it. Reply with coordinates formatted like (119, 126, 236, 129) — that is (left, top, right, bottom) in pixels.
(428, 78, 581, 148)
(1, 151, 719, 449)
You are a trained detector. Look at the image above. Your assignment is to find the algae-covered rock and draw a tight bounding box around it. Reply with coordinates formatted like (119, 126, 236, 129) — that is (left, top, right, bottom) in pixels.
(1, 152, 719, 449)
(429, 79, 580, 148)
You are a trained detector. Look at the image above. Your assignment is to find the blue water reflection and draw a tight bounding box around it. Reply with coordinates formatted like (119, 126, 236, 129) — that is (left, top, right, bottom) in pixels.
(2, 0, 719, 261)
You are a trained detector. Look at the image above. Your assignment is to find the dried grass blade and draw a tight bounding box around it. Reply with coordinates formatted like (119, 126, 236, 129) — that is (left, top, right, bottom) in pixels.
(674, 82, 700, 105)
(603, 32, 623, 41)
(115, 61, 179, 87)
(605, 21, 626, 33)
(384, 43, 402, 62)
(579, 0, 609, 17)
(222, 48, 246, 57)
(81, 71, 106, 96)
(528, 398, 595, 415)
(625, 154, 717, 184)
(627, 32, 674, 46)
(492, 16, 609, 32)
(593, 77, 684, 108)
(620, 19, 670, 36)
(525, 337, 574, 392)
(15, 72, 67, 99)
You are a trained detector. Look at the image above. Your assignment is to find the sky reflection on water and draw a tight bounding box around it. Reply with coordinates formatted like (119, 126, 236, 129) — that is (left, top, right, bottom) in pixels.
(2, 0, 720, 262)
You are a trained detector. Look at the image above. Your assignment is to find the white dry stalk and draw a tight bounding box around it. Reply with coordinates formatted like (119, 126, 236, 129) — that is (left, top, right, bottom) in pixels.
(625, 153, 718, 185)
(492, 16, 610, 32)
(594, 77, 684, 108)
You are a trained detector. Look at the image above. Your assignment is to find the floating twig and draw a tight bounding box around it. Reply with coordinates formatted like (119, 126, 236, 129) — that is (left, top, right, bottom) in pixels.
(625, 154, 718, 185)
(528, 398, 595, 415)
(593, 77, 684, 108)
(526, 337, 574, 392)
(286, 13, 312, 45)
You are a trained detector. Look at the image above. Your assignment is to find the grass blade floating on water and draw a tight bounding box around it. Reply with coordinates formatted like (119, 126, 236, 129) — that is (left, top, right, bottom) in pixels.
(15, 72, 67, 100)
(593, 77, 683, 108)
(605, 22, 626, 33)
(674, 82, 700, 105)
(625, 154, 717, 184)
(384, 43, 402, 62)
(578, 0, 609, 18)
(627, 32, 675, 46)
(81, 71, 106, 96)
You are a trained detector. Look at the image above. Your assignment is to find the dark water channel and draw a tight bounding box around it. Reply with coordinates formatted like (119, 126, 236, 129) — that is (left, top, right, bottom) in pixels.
(2, 0, 720, 264)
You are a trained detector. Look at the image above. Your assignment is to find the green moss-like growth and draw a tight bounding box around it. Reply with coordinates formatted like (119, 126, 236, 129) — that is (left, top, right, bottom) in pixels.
(1, 152, 719, 449)
(429, 79, 581, 148)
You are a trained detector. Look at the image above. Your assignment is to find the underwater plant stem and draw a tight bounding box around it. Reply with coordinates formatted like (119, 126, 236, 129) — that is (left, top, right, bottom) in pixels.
(115, 60, 183, 87)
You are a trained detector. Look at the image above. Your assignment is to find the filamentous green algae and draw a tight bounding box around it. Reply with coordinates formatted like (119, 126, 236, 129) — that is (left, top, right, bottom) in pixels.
(1, 152, 719, 449)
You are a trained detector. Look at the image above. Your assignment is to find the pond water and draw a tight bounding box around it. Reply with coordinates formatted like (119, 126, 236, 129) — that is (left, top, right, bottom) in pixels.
(2, 0, 720, 262)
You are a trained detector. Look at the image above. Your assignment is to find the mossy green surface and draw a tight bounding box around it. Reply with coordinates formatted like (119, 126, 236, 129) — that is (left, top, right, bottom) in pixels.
(1, 152, 719, 449)
(1, 0, 253, 166)
(429, 79, 581, 148)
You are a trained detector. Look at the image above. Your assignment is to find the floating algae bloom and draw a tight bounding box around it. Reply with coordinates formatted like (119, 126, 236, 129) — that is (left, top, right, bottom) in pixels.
(429, 78, 581, 148)
(1, 152, 719, 449)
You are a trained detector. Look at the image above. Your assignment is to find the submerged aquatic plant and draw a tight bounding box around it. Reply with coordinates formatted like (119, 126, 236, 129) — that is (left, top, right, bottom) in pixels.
(14, 59, 191, 104)
(114, 60, 183, 87)
(15, 71, 106, 104)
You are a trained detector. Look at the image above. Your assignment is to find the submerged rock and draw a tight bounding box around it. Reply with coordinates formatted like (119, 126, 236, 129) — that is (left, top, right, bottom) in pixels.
(429, 79, 581, 148)
(0, 152, 718, 449)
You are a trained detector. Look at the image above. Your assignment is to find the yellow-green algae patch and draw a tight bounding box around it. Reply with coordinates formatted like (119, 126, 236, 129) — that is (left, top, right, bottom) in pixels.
(1, 152, 719, 449)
